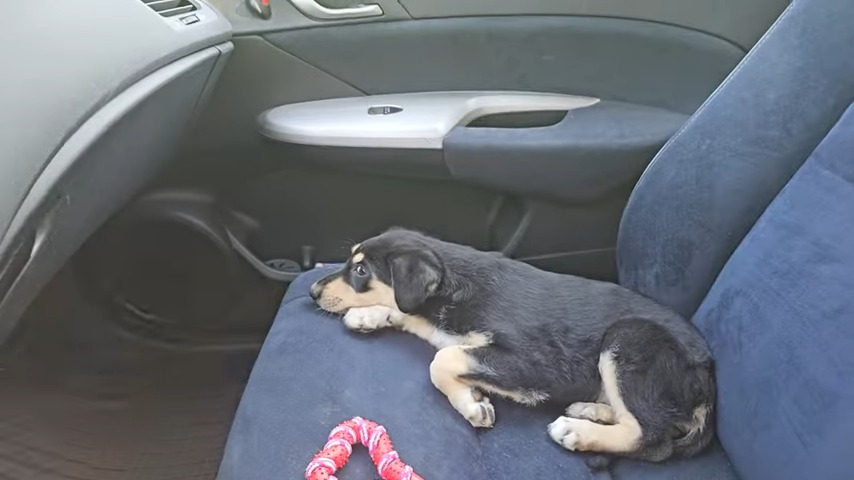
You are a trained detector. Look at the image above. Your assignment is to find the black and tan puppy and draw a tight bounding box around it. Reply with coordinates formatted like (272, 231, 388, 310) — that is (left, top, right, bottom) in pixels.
(310, 228, 715, 462)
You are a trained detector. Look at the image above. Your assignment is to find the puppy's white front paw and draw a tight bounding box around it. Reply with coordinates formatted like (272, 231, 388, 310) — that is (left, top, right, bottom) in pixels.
(343, 306, 397, 333)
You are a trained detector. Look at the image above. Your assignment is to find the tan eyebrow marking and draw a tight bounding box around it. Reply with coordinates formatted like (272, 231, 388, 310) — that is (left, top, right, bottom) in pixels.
(351, 243, 361, 253)
(352, 252, 365, 263)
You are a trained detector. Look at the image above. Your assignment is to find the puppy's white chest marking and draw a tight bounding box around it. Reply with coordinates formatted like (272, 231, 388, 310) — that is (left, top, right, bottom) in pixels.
(397, 312, 491, 349)
(425, 328, 469, 349)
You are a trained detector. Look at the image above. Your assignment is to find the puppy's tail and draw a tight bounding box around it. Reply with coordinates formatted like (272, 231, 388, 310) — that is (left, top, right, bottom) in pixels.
(673, 361, 716, 457)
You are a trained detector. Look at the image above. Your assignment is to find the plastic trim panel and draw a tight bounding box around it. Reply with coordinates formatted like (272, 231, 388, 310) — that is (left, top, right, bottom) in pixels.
(259, 91, 598, 149)
(0, 45, 231, 344)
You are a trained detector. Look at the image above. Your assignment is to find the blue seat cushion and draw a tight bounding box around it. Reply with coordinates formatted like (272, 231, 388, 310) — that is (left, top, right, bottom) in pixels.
(693, 103, 854, 480)
(218, 268, 736, 480)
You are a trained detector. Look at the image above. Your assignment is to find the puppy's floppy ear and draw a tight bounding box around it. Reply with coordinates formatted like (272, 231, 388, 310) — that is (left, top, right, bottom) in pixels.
(389, 249, 443, 313)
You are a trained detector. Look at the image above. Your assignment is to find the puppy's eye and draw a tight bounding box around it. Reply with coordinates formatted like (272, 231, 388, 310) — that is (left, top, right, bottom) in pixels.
(353, 264, 368, 277)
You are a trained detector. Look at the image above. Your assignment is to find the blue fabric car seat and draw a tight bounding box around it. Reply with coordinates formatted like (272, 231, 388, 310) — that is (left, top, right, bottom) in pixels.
(218, 0, 854, 478)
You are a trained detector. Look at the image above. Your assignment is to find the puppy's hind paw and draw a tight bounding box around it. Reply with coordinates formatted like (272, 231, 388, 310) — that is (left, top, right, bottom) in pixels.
(566, 402, 616, 424)
(548, 416, 593, 451)
(462, 396, 495, 428)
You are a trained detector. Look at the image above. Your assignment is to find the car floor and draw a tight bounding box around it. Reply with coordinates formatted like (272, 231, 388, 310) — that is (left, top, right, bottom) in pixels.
(0, 268, 258, 480)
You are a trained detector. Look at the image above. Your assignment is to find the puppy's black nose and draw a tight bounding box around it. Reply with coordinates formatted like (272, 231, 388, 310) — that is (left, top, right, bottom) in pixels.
(309, 282, 322, 301)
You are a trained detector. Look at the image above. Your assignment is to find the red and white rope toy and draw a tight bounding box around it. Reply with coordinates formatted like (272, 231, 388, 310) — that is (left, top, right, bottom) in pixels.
(305, 417, 424, 480)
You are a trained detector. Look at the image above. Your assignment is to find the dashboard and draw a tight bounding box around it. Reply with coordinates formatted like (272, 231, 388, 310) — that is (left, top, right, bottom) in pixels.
(0, 0, 234, 342)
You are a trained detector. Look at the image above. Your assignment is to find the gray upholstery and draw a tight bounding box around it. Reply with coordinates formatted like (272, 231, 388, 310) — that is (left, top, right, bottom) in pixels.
(617, 0, 854, 318)
(267, 16, 743, 114)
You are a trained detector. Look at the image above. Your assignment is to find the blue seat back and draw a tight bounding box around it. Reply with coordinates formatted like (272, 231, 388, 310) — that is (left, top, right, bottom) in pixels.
(618, 1, 854, 478)
(696, 102, 854, 480)
(618, 0, 854, 319)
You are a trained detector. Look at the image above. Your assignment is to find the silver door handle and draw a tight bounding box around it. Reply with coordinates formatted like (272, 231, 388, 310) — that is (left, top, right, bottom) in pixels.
(289, 0, 383, 20)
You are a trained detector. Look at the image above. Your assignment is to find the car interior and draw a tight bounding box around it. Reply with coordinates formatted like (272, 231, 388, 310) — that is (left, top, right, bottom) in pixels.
(2, 0, 853, 478)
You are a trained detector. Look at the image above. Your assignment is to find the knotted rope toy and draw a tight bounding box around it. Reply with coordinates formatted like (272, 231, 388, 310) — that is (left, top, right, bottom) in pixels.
(305, 417, 424, 480)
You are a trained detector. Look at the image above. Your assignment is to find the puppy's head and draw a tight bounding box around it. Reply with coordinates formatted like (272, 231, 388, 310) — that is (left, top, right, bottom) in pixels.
(310, 229, 444, 314)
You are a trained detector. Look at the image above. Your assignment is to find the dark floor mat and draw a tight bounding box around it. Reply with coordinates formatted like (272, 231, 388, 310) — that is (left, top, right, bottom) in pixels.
(0, 270, 259, 479)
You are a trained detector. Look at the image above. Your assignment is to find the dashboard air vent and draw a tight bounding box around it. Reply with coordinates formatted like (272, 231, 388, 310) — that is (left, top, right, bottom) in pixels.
(142, 0, 198, 17)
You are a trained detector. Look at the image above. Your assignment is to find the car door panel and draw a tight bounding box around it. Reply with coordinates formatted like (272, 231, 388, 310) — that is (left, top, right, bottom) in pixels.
(221, 0, 410, 35)
(187, 36, 363, 151)
(174, 0, 788, 280)
(266, 16, 745, 113)
(398, 0, 787, 49)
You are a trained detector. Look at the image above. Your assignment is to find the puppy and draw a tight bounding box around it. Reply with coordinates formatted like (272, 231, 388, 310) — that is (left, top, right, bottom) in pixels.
(310, 228, 715, 462)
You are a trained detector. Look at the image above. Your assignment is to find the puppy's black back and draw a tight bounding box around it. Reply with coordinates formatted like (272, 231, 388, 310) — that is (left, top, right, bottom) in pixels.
(392, 229, 711, 358)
